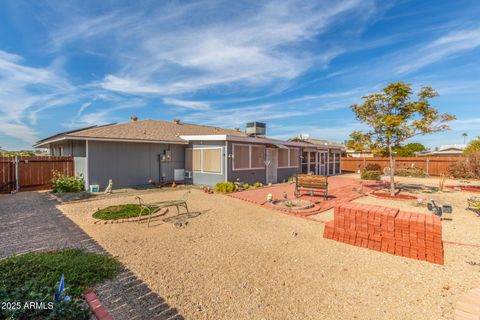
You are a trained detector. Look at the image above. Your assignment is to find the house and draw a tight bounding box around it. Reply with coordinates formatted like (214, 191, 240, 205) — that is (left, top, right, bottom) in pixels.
(344, 149, 375, 158)
(34, 118, 343, 189)
(289, 136, 344, 175)
(415, 144, 466, 157)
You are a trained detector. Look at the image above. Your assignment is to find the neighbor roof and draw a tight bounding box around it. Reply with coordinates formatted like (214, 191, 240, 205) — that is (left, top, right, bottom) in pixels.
(289, 137, 344, 149)
(34, 119, 248, 147)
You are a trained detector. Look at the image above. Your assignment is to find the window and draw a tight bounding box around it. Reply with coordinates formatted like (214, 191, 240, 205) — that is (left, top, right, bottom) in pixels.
(250, 145, 265, 168)
(289, 148, 300, 167)
(187, 147, 223, 174)
(203, 149, 222, 173)
(192, 149, 202, 171)
(278, 149, 289, 167)
(233, 144, 266, 170)
(233, 144, 250, 169)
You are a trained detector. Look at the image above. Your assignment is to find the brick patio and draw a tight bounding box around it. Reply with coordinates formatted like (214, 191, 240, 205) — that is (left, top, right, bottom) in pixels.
(229, 176, 381, 217)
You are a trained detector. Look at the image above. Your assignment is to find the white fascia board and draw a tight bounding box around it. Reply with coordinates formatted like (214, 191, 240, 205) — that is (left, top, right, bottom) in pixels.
(179, 135, 228, 141)
(34, 136, 188, 148)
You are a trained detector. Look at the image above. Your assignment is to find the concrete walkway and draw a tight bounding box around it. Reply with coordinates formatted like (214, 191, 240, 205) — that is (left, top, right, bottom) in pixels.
(0, 191, 183, 320)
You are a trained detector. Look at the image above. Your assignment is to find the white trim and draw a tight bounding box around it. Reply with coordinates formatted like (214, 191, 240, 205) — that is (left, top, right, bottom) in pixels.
(34, 136, 188, 148)
(232, 143, 266, 171)
(185, 146, 224, 175)
(85, 140, 89, 190)
(180, 134, 228, 141)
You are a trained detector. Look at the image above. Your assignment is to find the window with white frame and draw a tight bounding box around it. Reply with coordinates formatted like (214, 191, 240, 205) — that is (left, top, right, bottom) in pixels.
(278, 149, 289, 167)
(289, 148, 300, 167)
(233, 144, 266, 170)
(185, 147, 222, 174)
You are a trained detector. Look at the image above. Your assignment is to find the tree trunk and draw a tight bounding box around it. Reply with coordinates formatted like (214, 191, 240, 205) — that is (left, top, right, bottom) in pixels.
(388, 145, 395, 196)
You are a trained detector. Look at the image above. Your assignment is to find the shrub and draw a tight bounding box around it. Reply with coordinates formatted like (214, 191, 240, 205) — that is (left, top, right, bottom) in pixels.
(365, 163, 381, 171)
(448, 153, 480, 179)
(51, 171, 85, 193)
(361, 170, 381, 181)
(394, 168, 426, 177)
(253, 182, 263, 188)
(287, 176, 294, 183)
(214, 182, 237, 193)
(242, 183, 250, 189)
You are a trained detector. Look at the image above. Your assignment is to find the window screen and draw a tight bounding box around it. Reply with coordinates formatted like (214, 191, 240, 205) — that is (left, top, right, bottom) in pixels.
(250, 145, 265, 168)
(185, 149, 192, 171)
(289, 148, 300, 167)
(278, 149, 289, 167)
(192, 149, 202, 171)
(203, 149, 222, 173)
(234, 145, 250, 169)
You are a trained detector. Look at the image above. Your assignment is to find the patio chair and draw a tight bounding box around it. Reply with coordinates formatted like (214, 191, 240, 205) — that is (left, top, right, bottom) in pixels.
(135, 191, 191, 227)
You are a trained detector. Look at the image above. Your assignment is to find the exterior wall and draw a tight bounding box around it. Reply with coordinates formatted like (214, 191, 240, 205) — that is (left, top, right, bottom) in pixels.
(277, 167, 300, 182)
(87, 141, 184, 189)
(187, 141, 227, 186)
(226, 141, 267, 185)
(49, 140, 86, 157)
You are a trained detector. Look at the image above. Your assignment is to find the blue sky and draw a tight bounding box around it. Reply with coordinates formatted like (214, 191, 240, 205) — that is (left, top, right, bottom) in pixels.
(1, 0, 480, 150)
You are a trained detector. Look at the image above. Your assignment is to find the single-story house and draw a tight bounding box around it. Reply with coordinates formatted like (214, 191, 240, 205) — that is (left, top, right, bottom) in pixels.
(415, 144, 466, 157)
(34, 118, 343, 189)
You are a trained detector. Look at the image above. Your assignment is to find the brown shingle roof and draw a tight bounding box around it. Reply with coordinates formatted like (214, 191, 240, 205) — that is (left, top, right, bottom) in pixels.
(65, 119, 248, 143)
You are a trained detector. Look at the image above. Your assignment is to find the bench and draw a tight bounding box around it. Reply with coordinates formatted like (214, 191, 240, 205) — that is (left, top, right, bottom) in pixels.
(135, 191, 190, 227)
(294, 174, 328, 200)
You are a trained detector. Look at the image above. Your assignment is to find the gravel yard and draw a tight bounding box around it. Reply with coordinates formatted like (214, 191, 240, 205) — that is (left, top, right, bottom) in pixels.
(58, 187, 480, 320)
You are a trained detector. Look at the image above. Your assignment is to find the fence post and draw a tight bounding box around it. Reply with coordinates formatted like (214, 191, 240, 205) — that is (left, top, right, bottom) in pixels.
(14, 156, 19, 193)
(426, 159, 430, 177)
(363, 157, 366, 172)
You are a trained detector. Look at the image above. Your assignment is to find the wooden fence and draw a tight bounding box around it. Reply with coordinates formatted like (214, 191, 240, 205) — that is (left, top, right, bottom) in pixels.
(0, 156, 74, 193)
(341, 156, 460, 176)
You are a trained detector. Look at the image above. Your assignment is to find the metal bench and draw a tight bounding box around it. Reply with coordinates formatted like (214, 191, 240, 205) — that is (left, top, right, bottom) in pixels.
(135, 191, 191, 227)
(294, 174, 328, 200)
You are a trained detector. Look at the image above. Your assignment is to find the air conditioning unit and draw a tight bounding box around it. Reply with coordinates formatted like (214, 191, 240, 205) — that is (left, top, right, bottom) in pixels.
(245, 122, 266, 136)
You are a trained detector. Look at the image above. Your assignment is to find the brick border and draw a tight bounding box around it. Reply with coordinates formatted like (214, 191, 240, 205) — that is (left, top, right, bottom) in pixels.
(85, 291, 113, 320)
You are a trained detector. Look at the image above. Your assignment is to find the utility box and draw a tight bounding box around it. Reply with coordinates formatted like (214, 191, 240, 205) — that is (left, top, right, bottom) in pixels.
(246, 122, 266, 136)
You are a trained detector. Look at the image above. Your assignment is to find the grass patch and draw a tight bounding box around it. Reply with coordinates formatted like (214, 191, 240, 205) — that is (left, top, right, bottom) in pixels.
(0, 248, 121, 320)
(92, 204, 158, 220)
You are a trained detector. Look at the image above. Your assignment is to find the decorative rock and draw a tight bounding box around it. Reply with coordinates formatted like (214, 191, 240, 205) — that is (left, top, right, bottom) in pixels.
(291, 231, 298, 237)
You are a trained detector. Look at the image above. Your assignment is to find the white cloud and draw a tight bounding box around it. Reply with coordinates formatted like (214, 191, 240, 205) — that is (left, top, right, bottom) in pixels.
(397, 27, 480, 74)
(163, 98, 209, 110)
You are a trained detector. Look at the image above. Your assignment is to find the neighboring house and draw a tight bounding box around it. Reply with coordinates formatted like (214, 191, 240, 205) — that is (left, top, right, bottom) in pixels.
(289, 137, 344, 175)
(344, 149, 375, 158)
(34, 118, 343, 189)
(415, 144, 466, 157)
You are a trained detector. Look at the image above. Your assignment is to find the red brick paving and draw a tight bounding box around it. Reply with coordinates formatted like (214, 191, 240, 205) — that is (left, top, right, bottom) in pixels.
(229, 176, 382, 216)
(324, 202, 444, 265)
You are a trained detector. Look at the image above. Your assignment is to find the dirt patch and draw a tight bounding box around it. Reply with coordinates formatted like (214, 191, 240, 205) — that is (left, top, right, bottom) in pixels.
(58, 188, 480, 320)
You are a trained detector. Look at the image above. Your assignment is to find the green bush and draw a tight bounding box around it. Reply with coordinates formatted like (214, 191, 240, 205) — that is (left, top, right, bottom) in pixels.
(394, 168, 426, 177)
(253, 182, 263, 188)
(51, 171, 85, 193)
(242, 183, 250, 189)
(365, 163, 381, 171)
(214, 182, 238, 193)
(0, 249, 121, 320)
(361, 170, 381, 181)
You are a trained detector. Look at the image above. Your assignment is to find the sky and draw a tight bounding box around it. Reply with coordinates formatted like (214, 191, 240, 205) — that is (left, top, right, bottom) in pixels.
(0, 0, 480, 150)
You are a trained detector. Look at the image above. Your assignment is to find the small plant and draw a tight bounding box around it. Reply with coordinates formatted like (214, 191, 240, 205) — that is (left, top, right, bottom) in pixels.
(253, 182, 263, 188)
(438, 174, 447, 191)
(51, 171, 85, 193)
(395, 168, 426, 177)
(365, 163, 381, 171)
(361, 170, 381, 181)
(287, 176, 294, 183)
(242, 183, 250, 189)
(214, 182, 237, 193)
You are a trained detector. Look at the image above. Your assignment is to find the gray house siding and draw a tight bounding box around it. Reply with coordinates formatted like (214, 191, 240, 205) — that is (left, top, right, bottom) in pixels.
(188, 141, 226, 186)
(87, 141, 184, 189)
(50, 140, 86, 157)
(277, 167, 300, 182)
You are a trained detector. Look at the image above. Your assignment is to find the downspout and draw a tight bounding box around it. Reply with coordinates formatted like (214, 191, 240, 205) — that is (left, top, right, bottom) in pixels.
(85, 140, 90, 191)
(224, 141, 228, 182)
